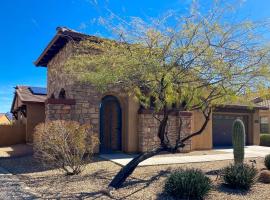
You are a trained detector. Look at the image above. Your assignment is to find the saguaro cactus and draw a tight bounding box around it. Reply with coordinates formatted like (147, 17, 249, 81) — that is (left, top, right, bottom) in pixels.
(232, 119, 246, 164)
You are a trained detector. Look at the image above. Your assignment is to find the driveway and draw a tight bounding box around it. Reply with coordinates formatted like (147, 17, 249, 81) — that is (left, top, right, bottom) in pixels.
(100, 145, 270, 166)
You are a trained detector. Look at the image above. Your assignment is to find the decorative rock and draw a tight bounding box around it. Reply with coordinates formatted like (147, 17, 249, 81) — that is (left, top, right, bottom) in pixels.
(259, 170, 270, 184)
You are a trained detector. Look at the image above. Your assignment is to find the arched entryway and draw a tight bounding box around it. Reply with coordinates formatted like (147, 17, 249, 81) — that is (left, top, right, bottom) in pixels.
(99, 95, 122, 153)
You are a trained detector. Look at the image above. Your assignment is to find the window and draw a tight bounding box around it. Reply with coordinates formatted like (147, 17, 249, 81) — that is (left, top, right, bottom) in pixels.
(260, 116, 269, 134)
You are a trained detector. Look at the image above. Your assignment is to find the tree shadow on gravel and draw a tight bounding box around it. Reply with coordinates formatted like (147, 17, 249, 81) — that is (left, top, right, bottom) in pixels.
(216, 184, 249, 196)
(0, 156, 105, 174)
(25, 169, 171, 199)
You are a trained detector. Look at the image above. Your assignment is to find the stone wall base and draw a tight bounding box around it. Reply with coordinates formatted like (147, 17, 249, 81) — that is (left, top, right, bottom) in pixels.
(138, 110, 192, 152)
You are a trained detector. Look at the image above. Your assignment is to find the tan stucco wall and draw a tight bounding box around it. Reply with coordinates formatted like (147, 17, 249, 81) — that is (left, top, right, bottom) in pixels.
(0, 116, 11, 125)
(190, 110, 261, 150)
(0, 124, 25, 146)
(191, 111, 213, 150)
(252, 110, 260, 145)
(125, 96, 140, 152)
(25, 103, 45, 143)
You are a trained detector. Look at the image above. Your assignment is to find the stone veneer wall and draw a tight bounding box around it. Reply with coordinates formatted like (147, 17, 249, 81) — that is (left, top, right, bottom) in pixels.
(46, 41, 102, 134)
(138, 111, 192, 152)
(45, 40, 193, 153)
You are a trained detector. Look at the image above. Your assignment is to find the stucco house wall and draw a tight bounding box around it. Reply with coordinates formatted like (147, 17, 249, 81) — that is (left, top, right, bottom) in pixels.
(44, 40, 195, 153)
(25, 103, 45, 142)
(36, 27, 266, 154)
(45, 41, 140, 152)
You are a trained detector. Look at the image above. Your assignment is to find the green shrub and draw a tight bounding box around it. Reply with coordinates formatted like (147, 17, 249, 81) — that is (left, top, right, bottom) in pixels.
(264, 154, 270, 170)
(260, 134, 270, 146)
(222, 164, 257, 190)
(164, 168, 212, 200)
(34, 120, 99, 175)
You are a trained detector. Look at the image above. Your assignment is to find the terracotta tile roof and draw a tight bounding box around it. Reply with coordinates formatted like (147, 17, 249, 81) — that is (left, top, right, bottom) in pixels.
(15, 86, 47, 103)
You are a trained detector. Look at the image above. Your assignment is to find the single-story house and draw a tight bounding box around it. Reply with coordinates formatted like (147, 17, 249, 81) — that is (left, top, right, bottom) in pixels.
(11, 86, 46, 143)
(34, 27, 268, 153)
(0, 113, 11, 125)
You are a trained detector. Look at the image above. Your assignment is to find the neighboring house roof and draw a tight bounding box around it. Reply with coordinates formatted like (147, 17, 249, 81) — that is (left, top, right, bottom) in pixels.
(34, 27, 100, 67)
(11, 86, 47, 113)
(252, 97, 270, 109)
(15, 86, 47, 103)
(5, 112, 13, 121)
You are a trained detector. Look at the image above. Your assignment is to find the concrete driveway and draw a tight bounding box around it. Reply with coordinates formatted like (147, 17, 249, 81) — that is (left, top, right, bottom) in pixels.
(100, 145, 270, 166)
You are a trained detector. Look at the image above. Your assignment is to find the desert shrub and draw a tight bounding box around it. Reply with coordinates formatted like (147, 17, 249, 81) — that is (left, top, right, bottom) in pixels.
(33, 120, 99, 175)
(260, 134, 270, 146)
(164, 168, 212, 200)
(264, 154, 270, 170)
(222, 164, 257, 190)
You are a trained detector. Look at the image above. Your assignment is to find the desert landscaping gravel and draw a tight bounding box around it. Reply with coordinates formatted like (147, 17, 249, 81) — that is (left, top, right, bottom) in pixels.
(0, 156, 269, 199)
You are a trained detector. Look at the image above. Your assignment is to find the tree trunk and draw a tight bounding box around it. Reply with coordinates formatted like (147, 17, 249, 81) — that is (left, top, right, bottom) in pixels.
(109, 109, 169, 189)
(109, 147, 165, 188)
(108, 108, 210, 189)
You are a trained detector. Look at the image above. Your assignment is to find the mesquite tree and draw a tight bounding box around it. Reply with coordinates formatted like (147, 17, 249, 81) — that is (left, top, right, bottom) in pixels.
(65, 2, 270, 188)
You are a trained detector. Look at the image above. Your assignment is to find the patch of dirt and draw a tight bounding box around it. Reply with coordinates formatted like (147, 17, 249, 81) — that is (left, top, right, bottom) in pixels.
(0, 156, 268, 200)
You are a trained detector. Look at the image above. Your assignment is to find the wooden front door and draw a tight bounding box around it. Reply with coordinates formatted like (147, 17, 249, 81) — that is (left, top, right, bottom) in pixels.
(100, 96, 122, 153)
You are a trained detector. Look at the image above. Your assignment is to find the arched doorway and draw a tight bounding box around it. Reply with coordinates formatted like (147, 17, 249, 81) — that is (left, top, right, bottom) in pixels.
(100, 95, 122, 153)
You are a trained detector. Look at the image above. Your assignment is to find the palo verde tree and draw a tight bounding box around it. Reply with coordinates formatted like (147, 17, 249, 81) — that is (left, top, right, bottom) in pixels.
(65, 1, 270, 188)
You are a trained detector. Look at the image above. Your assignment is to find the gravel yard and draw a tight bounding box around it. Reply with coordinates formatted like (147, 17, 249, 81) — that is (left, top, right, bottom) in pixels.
(0, 156, 269, 200)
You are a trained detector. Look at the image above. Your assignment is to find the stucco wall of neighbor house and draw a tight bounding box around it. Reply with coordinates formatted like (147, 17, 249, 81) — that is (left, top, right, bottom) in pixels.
(0, 124, 25, 146)
(191, 110, 213, 150)
(25, 103, 45, 143)
(0, 116, 11, 125)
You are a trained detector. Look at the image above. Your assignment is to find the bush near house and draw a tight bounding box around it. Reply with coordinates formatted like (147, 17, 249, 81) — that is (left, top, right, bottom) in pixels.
(222, 164, 257, 190)
(260, 134, 270, 146)
(164, 168, 212, 200)
(33, 120, 99, 175)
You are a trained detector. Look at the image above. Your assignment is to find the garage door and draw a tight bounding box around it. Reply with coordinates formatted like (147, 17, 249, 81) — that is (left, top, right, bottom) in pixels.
(212, 114, 248, 147)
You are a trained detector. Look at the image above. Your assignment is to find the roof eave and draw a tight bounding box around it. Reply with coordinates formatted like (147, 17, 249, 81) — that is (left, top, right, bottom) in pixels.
(215, 104, 269, 110)
(34, 33, 61, 67)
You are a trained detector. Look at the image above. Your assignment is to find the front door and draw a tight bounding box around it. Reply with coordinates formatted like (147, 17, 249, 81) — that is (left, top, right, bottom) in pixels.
(100, 96, 122, 153)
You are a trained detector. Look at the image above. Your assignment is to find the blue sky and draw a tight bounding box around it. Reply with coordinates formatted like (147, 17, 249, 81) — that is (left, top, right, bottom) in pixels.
(0, 0, 269, 113)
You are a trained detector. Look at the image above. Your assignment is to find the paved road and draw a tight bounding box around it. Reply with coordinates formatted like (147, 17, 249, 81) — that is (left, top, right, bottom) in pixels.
(0, 167, 37, 200)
